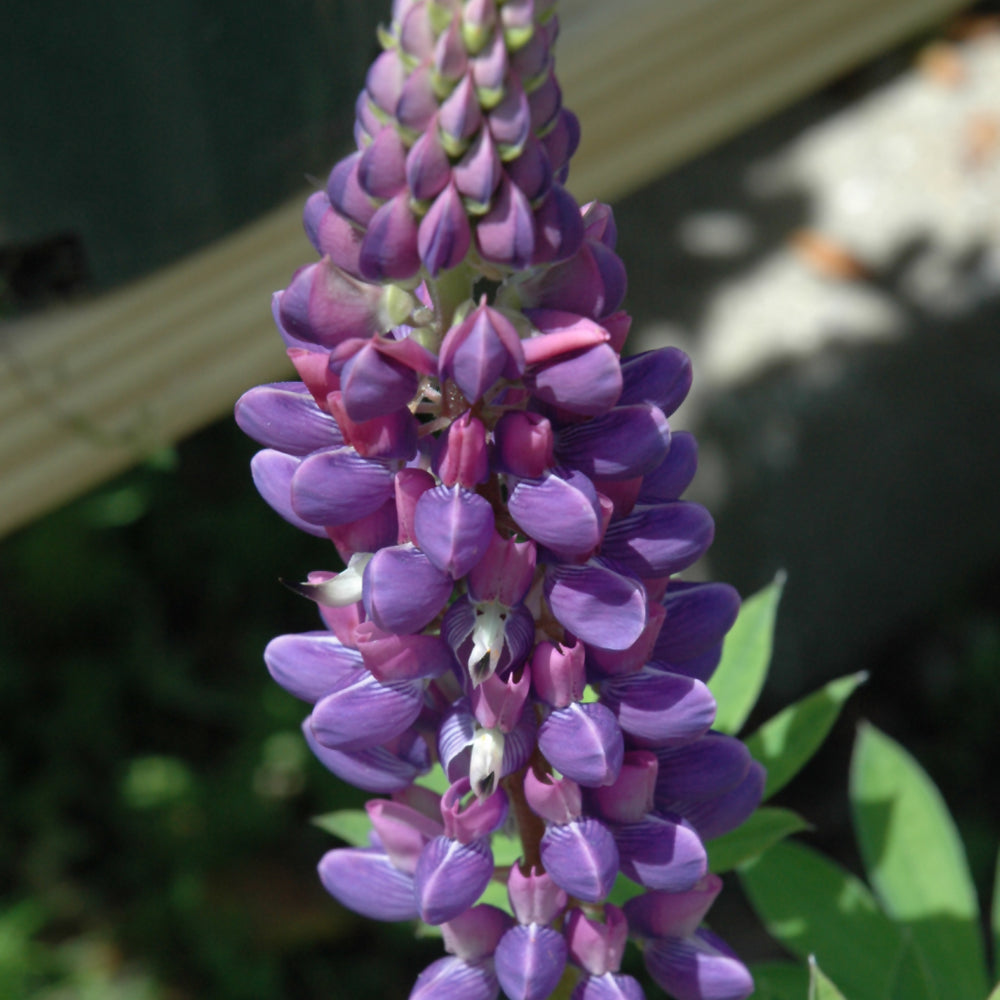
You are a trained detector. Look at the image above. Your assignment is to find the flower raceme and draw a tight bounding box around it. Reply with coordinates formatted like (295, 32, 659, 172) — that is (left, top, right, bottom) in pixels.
(236, 2, 758, 997)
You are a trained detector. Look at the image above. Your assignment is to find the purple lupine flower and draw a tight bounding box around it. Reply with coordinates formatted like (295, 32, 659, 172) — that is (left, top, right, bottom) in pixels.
(238, 2, 760, 996)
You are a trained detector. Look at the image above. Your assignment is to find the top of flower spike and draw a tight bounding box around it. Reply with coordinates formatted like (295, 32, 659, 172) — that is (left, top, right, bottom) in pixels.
(310, 0, 581, 281)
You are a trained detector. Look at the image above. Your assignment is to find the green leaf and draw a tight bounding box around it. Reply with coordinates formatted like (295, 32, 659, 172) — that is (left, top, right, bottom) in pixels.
(740, 840, 906, 1000)
(748, 961, 810, 1000)
(311, 809, 371, 846)
(707, 806, 810, 873)
(746, 672, 867, 800)
(986, 982, 1000, 1000)
(606, 873, 646, 908)
(850, 722, 988, 1000)
(417, 762, 451, 795)
(809, 956, 848, 1000)
(477, 878, 514, 916)
(710, 573, 785, 735)
(491, 832, 523, 868)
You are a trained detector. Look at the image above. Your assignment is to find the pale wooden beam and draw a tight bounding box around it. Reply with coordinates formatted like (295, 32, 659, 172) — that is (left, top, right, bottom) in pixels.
(0, 0, 970, 536)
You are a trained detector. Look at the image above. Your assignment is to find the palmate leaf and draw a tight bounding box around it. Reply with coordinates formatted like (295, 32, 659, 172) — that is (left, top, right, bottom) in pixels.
(745, 672, 867, 800)
(809, 957, 848, 1000)
(706, 806, 810, 874)
(739, 840, 910, 1000)
(710, 573, 784, 735)
(850, 723, 988, 1000)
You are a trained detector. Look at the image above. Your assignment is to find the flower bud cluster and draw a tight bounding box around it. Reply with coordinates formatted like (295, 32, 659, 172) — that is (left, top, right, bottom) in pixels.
(237, 2, 758, 997)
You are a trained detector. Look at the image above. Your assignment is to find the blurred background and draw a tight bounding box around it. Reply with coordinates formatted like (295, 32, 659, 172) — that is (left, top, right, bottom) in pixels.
(3, 1, 1000, 996)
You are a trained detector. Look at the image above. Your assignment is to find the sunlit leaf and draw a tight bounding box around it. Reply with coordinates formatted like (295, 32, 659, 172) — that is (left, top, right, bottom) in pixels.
(746, 672, 866, 800)
(710, 573, 784, 735)
(850, 723, 988, 1000)
(808, 956, 848, 1000)
(312, 809, 371, 846)
(607, 873, 645, 908)
(417, 762, 451, 794)
(740, 840, 905, 1000)
(707, 806, 810, 873)
(992, 847, 1000, 987)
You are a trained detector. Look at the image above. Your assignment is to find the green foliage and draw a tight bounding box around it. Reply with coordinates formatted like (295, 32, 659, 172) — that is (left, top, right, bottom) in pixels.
(851, 723, 988, 1000)
(707, 807, 810, 874)
(742, 723, 999, 1000)
(809, 957, 849, 1000)
(710, 572, 785, 735)
(746, 672, 868, 801)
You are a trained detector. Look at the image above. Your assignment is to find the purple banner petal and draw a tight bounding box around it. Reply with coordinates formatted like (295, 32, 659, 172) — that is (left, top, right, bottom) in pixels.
(613, 813, 707, 893)
(618, 348, 693, 416)
(495, 923, 568, 1000)
(638, 431, 698, 503)
(415, 836, 494, 925)
(600, 503, 715, 579)
(508, 470, 602, 558)
(654, 734, 752, 805)
(654, 582, 741, 664)
(363, 544, 454, 634)
(601, 669, 716, 748)
(644, 930, 754, 1000)
(539, 818, 619, 903)
(290, 447, 394, 526)
(410, 956, 499, 1000)
(235, 382, 343, 454)
(555, 405, 670, 481)
(538, 702, 624, 788)
(414, 485, 495, 579)
(544, 562, 647, 651)
(250, 450, 328, 537)
(310, 672, 424, 752)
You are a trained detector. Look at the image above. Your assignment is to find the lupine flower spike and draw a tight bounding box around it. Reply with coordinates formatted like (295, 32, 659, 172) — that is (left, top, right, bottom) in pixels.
(237, 2, 758, 997)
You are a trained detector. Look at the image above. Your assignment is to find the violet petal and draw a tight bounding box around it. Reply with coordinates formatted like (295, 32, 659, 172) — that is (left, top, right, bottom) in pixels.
(409, 956, 499, 1000)
(310, 672, 425, 752)
(419, 182, 472, 276)
(538, 702, 624, 788)
(654, 734, 752, 805)
(235, 382, 343, 455)
(653, 582, 741, 664)
(414, 485, 495, 579)
(539, 818, 619, 902)
(644, 930, 754, 1000)
(264, 630, 364, 703)
(363, 544, 454, 634)
(290, 446, 394, 526)
(318, 847, 418, 921)
(555, 404, 670, 481)
(600, 503, 715, 579)
(415, 836, 494, 924)
(618, 348, 693, 415)
(613, 813, 707, 892)
(570, 972, 646, 1000)
(495, 923, 568, 1000)
(250, 450, 328, 537)
(600, 669, 716, 748)
(508, 468, 603, 558)
(544, 561, 647, 651)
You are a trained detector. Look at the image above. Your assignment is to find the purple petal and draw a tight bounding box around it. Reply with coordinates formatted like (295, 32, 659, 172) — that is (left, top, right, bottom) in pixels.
(433, 20, 469, 84)
(540, 817, 619, 903)
(665, 761, 766, 842)
(439, 74, 483, 146)
(290, 447, 394, 526)
(618, 348, 693, 415)
(541, 108, 580, 177)
(419, 182, 472, 276)
(414, 485, 495, 578)
(600, 669, 716, 748)
(528, 73, 562, 133)
(508, 469, 603, 558)
(406, 120, 452, 201)
(250, 450, 328, 537)
(396, 63, 438, 133)
(475, 176, 535, 269)
(654, 734, 751, 805)
(303, 716, 429, 793)
(527, 343, 622, 416)
(654, 583, 741, 664)
(279, 258, 386, 347)
(360, 194, 421, 281)
(495, 923, 568, 1000)
(453, 128, 502, 207)
(318, 847, 418, 921)
(655, 644, 723, 684)
(264, 631, 364, 703)
(326, 151, 377, 227)
(636, 431, 698, 503)
(363, 544, 454, 634)
(340, 342, 419, 422)
(538, 702, 624, 788)
(415, 836, 494, 924)
(613, 813, 707, 892)
(600, 503, 715, 579)
(506, 135, 553, 204)
(357, 626, 455, 682)
(409, 956, 499, 1000)
(571, 972, 647, 1000)
(365, 50, 407, 116)
(555, 405, 670, 481)
(236, 383, 343, 454)
(310, 673, 425, 751)
(488, 77, 531, 154)
(303, 193, 365, 277)
(644, 930, 754, 1000)
(358, 125, 408, 199)
(442, 904, 513, 962)
(439, 302, 525, 404)
(532, 184, 585, 265)
(544, 561, 647, 651)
